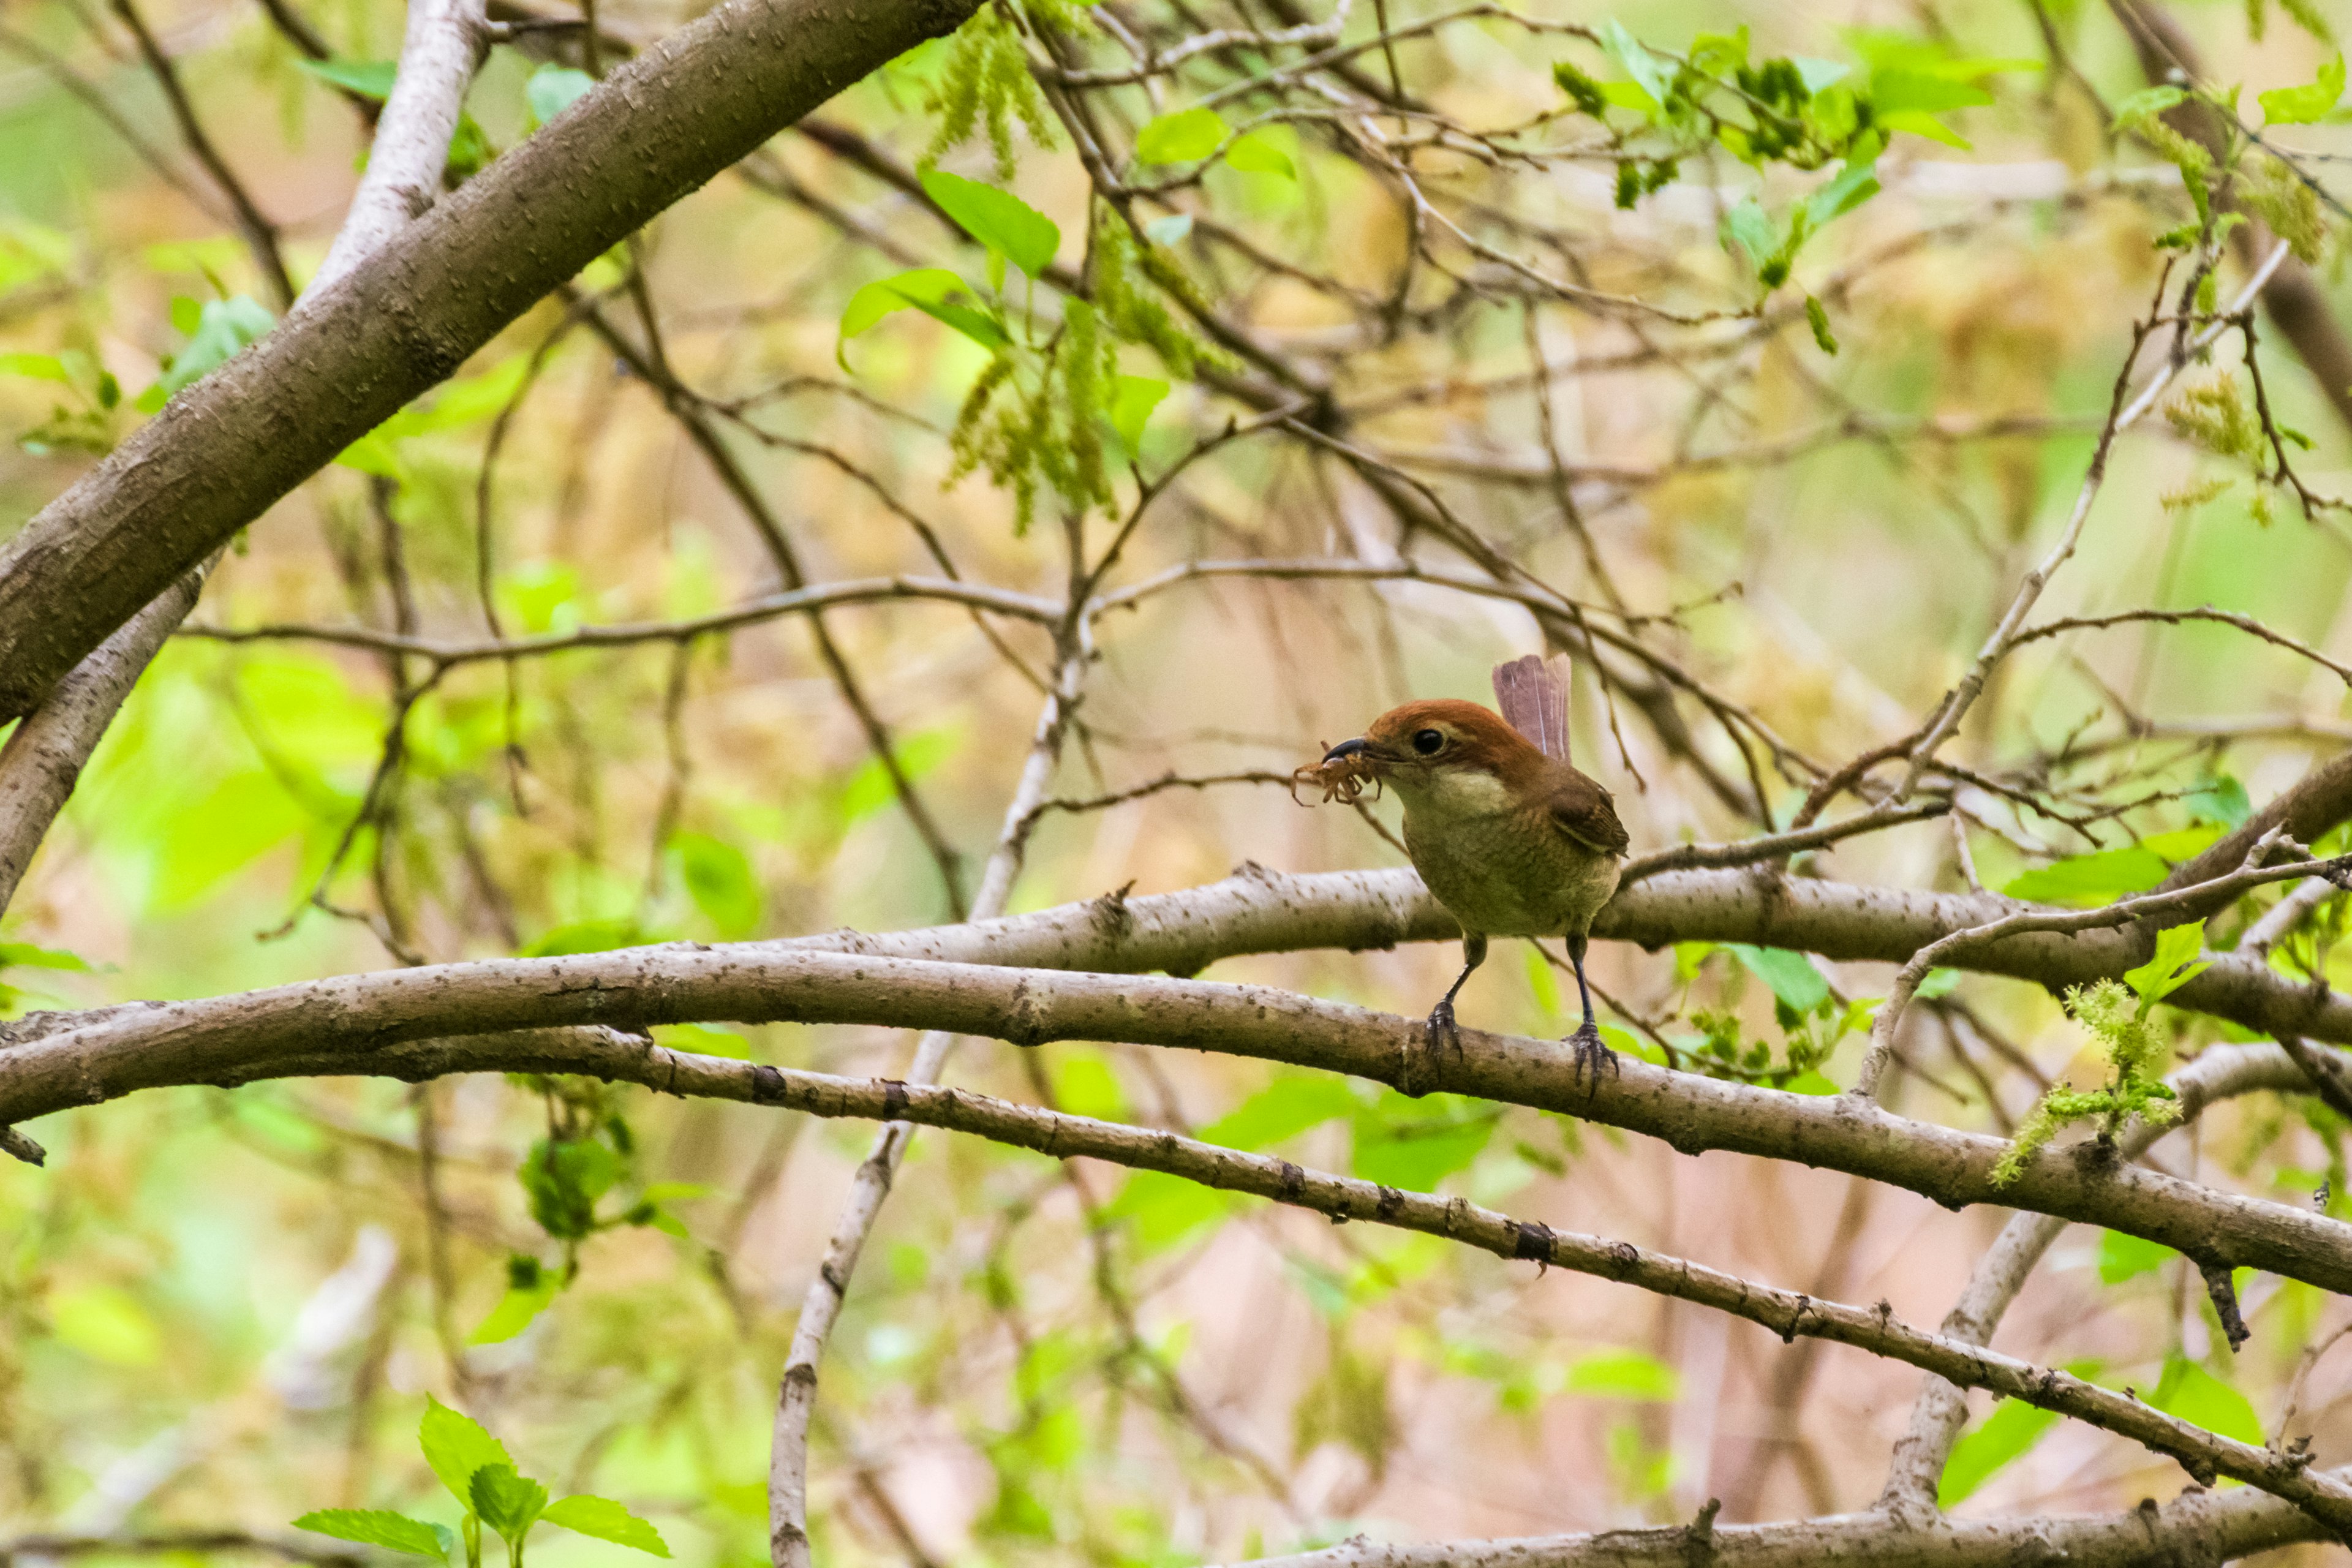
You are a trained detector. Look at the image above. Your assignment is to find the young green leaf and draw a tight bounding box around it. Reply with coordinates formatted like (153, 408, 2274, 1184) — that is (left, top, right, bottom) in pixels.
(540, 1496, 672, 1558)
(293, 1510, 452, 1559)
(469, 1466, 551, 1537)
(1725, 944, 1830, 1014)
(1599, 19, 1673, 112)
(0, 353, 70, 383)
(1108, 375, 1169, 451)
(1720, 199, 1778, 272)
(2097, 1227, 2173, 1283)
(2260, 53, 2345, 125)
(420, 1396, 516, 1507)
(1135, 107, 1226, 163)
(917, 170, 1060, 278)
(2111, 84, 2187, 129)
(469, 1255, 558, 1345)
(296, 57, 398, 101)
(0, 941, 90, 971)
(837, 268, 973, 366)
(1937, 1398, 2060, 1507)
(1225, 130, 1296, 179)
(526, 65, 595, 130)
(2124, 919, 2212, 1009)
(2149, 1354, 2264, 1444)
(154, 296, 276, 400)
(1561, 1348, 1679, 1401)
(671, 831, 761, 939)
(1804, 295, 1838, 355)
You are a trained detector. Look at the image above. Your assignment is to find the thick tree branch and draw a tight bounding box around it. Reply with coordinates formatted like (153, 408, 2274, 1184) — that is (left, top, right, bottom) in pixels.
(1202, 1478, 2345, 1567)
(9, 938, 2352, 1292)
(0, 0, 986, 722)
(53, 1033, 2352, 1532)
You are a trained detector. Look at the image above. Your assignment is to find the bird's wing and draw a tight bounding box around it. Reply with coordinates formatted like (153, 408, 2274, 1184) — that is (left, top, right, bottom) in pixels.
(1492, 653, 1572, 762)
(1549, 768, 1630, 856)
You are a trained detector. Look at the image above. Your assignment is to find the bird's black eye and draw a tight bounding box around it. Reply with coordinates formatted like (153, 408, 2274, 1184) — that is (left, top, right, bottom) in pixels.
(1412, 728, 1446, 755)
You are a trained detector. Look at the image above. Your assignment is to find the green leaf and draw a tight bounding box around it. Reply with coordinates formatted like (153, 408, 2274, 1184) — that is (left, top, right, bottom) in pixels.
(672, 831, 761, 938)
(1792, 56, 1851, 92)
(2125, 919, 2212, 1008)
(0, 941, 89, 971)
(1352, 1091, 1494, 1191)
(50, 1283, 162, 1366)
(470, 1255, 559, 1345)
(653, 1023, 749, 1060)
(154, 295, 275, 399)
(1100, 1169, 1231, 1253)
(1938, 1398, 2061, 1506)
(469, 1466, 549, 1537)
(522, 1135, 620, 1240)
(293, 1512, 452, 1560)
(1599, 19, 1673, 112)
(1136, 106, 1226, 163)
(2150, 1354, 2263, 1445)
(296, 56, 398, 100)
(1724, 944, 1830, 1014)
(917, 170, 1060, 278)
(420, 1396, 515, 1508)
(1720, 198, 1777, 270)
(2111, 84, 2187, 128)
(839, 268, 967, 341)
(521, 918, 646, 956)
(1199, 1075, 1360, 1150)
(1144, 213, 1193, 246)
(2261, 53, 2345, 125)
(2002, 826, 2218, 905)
(541, 1496, 671, 1558)
(1226, 129, 1296, 178)
(2097, 1227, 2174, 1284)
(2188, 775, 2252, 828)
(1869, 68, 1995, 116)
(1802, 159, 1880, 230)
(1562, 1349, 1679, 1400)
(1109, 375, 1169, 450)
(526, 64, 595, 129)
(0, 352, 69, 383)
(1805, 295, 1838, 355)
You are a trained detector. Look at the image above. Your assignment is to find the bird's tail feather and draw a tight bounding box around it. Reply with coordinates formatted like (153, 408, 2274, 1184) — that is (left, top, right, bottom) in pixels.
(1491, 653, 1572, 762)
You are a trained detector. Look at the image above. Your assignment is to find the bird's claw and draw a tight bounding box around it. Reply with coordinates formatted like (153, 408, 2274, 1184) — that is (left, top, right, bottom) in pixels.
(1408, 1000, 1461, 1098)
(1567, 1021, 1619, 1095)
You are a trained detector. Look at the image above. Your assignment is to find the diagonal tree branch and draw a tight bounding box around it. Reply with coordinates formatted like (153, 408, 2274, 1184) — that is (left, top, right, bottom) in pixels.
(0, 0, 987, 723)
(58, 1031, 2352, 1534)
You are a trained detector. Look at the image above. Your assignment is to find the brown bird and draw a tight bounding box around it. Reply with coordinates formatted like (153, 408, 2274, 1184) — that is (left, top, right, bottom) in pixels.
(1321, 654, 1629, 1088)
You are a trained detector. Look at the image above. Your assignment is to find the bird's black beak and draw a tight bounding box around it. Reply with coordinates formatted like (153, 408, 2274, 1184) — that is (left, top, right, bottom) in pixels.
(1323, 737, 1371, 763)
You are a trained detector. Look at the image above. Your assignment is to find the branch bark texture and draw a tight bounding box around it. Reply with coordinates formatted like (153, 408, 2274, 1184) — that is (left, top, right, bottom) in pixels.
(9, 936, 2352, 1293)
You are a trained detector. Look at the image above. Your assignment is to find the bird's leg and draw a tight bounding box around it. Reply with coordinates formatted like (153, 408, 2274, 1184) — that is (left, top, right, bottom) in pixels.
(1566, 932, 1618, 1093)
(1415, 932, 1486, 1096)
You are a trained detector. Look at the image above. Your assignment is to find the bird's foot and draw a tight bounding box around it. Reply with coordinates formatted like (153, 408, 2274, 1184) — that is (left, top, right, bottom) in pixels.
(1408, 1000, 1460, 1098)
(1567, 1021, 1619, 1095)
